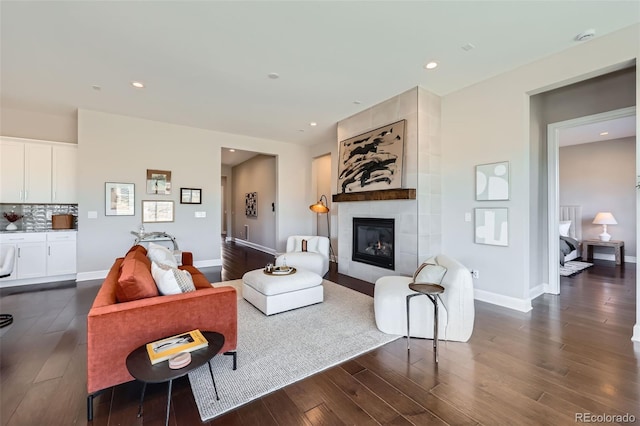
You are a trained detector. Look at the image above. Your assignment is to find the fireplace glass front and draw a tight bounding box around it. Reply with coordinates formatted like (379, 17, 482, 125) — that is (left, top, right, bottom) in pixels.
(352, 217, 394, 270)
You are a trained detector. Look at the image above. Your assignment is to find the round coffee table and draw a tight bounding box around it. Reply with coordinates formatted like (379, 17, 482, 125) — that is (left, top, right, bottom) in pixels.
(406, 283, 445, 363)
(126, 331, 224, 426)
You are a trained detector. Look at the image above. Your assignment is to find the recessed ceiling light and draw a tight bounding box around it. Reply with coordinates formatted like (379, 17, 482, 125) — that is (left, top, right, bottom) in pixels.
(298, 129, 305, 132)
(461, 43, 475, 51)
(267, 72, 280, 79)
(310, 122, 317, 127)
(424, 61, 438, 70)
(600, 131, 609, 136)
(131, 81, 144, 88)
(92, 85, 101, 91)
(229, 149, 236, 152)
(353, 100, 362, 105)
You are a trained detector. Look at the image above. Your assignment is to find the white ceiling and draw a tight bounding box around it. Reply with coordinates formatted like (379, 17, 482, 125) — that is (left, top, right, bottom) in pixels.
(1, 1, 638, 147)
(559, 115, 636, 147)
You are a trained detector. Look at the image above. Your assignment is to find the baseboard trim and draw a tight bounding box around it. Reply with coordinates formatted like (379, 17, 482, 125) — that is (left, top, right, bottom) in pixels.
(77, 259, 221, 282)
(633, 324, 640, 343)
(474, 289, 532, 312)
(529, 284, 545, 299)
(232, 238, 276, 256)
(0, 274, 77, 288)
(76, 270, 109, 282)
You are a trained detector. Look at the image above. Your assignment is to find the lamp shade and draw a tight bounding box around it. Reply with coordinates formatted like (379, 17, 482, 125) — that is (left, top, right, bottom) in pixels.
(592, 212, 617, 225)
(309, 199, 329, 213)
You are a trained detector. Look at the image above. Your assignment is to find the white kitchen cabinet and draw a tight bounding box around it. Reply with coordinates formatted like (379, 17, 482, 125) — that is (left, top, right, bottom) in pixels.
(0, 233, 47, 279)
(0, 232, 77, 286)
(0, 137, 76, 204)
(52, 145, 77, 203)
(46, 232, 77, 276)
(0, 139, 25, 203)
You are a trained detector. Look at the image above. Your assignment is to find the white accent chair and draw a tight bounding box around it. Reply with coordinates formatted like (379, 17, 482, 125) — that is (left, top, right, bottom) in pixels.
(374, 254, 475, 342)
(275, 236, 330, 277)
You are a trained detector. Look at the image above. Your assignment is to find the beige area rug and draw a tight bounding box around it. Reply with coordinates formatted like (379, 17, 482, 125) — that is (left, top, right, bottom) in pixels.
(188, 279, 401, 421)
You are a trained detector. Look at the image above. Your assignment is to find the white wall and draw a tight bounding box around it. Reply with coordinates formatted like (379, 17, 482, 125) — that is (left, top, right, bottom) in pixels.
(560, 138, 636, 258)
(0, 106, 77, 143)
(77, 109, 312, 278)
(441, 24, 639, 312)
(231, 154, 276, 250)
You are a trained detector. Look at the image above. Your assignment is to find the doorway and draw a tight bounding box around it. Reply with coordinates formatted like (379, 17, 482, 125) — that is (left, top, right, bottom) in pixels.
(547, 106, 636, 294)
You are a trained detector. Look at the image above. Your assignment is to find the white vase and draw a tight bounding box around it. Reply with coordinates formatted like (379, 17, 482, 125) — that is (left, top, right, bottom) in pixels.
(5, 222, 17, 231)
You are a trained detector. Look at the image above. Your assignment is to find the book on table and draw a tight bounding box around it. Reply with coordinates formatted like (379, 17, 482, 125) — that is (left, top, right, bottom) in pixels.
(146, 329, 208, 365)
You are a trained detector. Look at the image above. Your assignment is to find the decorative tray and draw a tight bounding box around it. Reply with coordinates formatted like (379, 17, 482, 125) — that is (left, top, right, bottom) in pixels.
(264, 266, 296, 276)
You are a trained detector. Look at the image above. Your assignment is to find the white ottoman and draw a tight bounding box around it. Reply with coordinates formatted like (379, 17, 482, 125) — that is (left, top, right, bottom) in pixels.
(242, 268, 324, 315)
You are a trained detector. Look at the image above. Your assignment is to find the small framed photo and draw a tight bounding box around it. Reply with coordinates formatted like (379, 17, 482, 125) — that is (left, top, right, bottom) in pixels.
(180, 188, 202, 204)
(146, 169, 172, 195)
(142, 200, 174, 223)
(105, 182, 135, 216)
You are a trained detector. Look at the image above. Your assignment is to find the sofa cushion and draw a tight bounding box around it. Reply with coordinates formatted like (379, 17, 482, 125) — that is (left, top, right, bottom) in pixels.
(152, 261, 196, 295)
(147, 242, 178, 268)
(116, 250, 158, 302)
(180, 265, 212, 289)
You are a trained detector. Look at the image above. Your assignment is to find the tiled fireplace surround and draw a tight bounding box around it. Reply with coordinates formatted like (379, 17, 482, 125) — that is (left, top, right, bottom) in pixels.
(336, 87, 442, 284)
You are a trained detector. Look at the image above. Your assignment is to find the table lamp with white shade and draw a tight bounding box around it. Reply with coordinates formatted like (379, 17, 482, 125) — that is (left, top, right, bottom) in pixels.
(592, 212, 617, 242)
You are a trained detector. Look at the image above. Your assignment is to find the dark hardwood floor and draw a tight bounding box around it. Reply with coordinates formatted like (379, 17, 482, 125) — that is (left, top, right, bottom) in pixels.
(1, 242, 638, 425)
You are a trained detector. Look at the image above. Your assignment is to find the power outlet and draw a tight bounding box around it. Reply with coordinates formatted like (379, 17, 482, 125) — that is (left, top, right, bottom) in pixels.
(471, 269, 479, 279)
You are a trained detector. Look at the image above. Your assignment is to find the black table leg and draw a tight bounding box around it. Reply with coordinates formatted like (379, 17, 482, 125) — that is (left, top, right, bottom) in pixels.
(137, 382, 147, 417)
(208, 361, 220, 400)
(165, 379, 172, 426)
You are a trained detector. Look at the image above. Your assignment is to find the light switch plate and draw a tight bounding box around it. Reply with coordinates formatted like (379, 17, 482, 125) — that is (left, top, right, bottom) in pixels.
(88, 211, 98, 219)
(195, 211, 206, 218)
(464, 212, 471, 222)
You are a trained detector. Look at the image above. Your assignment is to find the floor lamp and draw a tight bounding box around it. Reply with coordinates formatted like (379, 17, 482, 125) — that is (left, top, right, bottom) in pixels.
(309, 195, 336, 263)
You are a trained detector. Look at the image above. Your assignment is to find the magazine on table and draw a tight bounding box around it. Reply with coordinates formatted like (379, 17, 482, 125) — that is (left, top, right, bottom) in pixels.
(146, 329, 208, 365)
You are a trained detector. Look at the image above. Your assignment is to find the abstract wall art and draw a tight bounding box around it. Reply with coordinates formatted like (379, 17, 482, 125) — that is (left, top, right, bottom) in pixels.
(475, 207, 508, 246)
(338, 120, 405, 194)
(245, 192, 257, 217)
(476, 161, 509, 201)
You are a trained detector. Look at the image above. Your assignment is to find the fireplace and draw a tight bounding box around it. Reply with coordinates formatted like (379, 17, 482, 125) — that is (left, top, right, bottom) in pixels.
(352, 218, 395, 270)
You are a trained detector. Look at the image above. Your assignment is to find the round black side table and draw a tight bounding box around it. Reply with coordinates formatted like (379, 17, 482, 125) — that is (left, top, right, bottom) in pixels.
(126, 331, 224, 426)
(406, 283, 445, 363)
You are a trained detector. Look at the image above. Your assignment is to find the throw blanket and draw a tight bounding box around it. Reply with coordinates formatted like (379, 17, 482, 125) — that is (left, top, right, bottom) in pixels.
(559, 235, 579, 266)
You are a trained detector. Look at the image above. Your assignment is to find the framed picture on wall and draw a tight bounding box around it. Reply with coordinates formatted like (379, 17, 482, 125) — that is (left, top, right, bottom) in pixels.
(142, 200, 174, 223)
(105, 182, 135, 216)
(245, 192, 257, 217)
(146, 169, 172, 195)
(476, 161, 509, 201)
(180, 188, 202, 204)
(475, 207, 508, 246)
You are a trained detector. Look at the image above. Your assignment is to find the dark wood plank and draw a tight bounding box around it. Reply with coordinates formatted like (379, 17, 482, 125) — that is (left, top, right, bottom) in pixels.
(0, 241, 637, 425)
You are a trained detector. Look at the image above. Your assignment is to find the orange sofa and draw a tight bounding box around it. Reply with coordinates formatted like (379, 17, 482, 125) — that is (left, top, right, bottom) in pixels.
(86, 245, 237, 420)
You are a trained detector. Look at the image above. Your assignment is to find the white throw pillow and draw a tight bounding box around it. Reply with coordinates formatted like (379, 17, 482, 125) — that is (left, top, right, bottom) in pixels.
(413, 262, 447, 285)
(559, 221, 571, 237)
(151, 261, 196, 295)
(147, 242, 178, 268)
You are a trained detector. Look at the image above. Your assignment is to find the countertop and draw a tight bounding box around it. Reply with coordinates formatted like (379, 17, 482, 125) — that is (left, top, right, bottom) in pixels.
(0, 229, 77, 234)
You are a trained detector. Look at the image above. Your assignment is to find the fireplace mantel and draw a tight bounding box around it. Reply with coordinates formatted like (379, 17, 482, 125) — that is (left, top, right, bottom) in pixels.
(332, 188, 416, 203)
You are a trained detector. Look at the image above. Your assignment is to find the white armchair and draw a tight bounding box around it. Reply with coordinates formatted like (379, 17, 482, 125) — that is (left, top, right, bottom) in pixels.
(374, 254, 475, 342)
(275, 236, 330, 277)
(0, 245, 16, 278)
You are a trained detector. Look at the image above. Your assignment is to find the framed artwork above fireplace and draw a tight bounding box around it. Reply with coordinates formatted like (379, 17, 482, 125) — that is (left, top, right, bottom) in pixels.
(338, 120, 405, 195)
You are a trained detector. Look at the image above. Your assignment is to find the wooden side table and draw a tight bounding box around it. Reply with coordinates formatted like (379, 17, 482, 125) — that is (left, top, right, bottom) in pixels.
(406, 283, 445, 363)
(582, 239, 625, 265)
